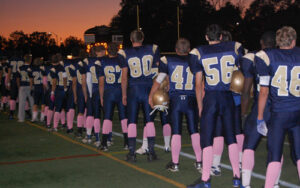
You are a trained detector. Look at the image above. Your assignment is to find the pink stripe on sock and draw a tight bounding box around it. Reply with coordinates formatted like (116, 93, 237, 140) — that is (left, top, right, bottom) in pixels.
(242, 149, 254, 170)
(265, 162, 281, 188)
(86, 116, 94, 129)
(121, 119, 128, 133)
(60, 111, 65, 125)
(171, 134, 181, 164)
(9, 100, 16, 111)
(236, 134, 244, 153)
(102, 120, 112, 134)
(146, 122, 155, 137)
(53, 112, 60, 128)
(94, 118, 101, 133)
(228, 143, 240, 178)
(25, 101, 29, 111)
(47, 110, 53, 126)
(77, 115, 84, 128)
(191, 133, 202, 162)
(213, 136, 224, 156)
(163, 124, 171, 136)
(202, 146, 213, 182)
(128, 123, 137, 138)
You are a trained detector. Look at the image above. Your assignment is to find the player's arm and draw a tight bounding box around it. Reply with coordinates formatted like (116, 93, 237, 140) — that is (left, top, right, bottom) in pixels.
(195, 71, 203, 117)
(121, 67, 128, 106)
(241, 77, 253, 116)
(148, 73, 166, 108)
(257, 86, 268, 120)
(72, 77, 77, 104)
(99, 76, 104, 107)
(7, 67, 11, 89)
(81, 73, 87, 102)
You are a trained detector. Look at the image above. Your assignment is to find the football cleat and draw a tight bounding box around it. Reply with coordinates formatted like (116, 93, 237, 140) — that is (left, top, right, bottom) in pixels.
(136, 147, 148, 155)
(52, 128, 58, 132)
(82, 138, 92, 144)
(66, 128, 73, 134)
(232, 177, 242, 187)
(107, 141, 113, 147)
(94, 141, 101, 147)
(147, 152, 158, 161)
(273, 184, 280, 188)
(187, 178, 211, 188)
(194, 161, 202, 173)
(99, 145, 108, 151)
(164, 147, 170, 153)
(210, 165, 221, 176)
(123, 144, 129, 150)
(126, 153, 137, 162)
(61, 123, 67, 129)
(166, 161, 179, 172)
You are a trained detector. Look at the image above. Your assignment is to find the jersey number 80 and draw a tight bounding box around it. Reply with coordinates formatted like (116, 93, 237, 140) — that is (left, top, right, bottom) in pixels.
(128, 55, 153, 78)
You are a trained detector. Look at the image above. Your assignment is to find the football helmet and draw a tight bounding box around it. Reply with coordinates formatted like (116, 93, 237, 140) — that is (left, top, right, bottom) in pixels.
(150, 89, 169, 115)
(230, 70, 244, 94)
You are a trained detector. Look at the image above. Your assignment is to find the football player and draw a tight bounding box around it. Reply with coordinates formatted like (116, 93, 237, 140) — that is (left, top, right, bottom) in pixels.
(255, 26, 300, 188)
(82, 45, 105, 146)
(188, 24, 244, 188)
(0, 57, 9, 111)
(16, 54, 34, 122)
(149, 38, 202, 172)
(119, 29, 160, 162)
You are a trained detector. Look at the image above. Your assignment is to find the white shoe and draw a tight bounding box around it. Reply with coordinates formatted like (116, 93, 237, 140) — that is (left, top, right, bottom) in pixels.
(52, 128, 58, 132)
(107, 141, 113, 147)
(94, 141, 101, 147)
(164, 147, 170, 152)
(136, 147, 148, 155)
(18, 120, 24, 123)
(82, 138, 92, 144)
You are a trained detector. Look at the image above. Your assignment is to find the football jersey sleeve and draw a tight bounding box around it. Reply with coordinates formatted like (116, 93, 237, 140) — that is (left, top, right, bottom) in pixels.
(78, 61, 87, 74)
(27, 67, 33, 78)
(117, 50, 128, 68)
(69, 64, 76, 77)
(95, 60, 103, 78)
(241, 52, 255, 78)
(152, 44, 160, 64)
(189, 48, 203, 74)
(234, 42, 245, 67)
(158, 56, 168, 74)
(50, 67, 58, 79)
(255, 50, 271, 86)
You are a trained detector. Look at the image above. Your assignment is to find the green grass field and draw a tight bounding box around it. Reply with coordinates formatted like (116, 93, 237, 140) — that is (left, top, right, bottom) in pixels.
(0, 111, 299, 188)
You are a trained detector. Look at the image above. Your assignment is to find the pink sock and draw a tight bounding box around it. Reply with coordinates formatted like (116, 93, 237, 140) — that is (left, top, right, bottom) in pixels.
(94, 118, 101, 133)
(265, 162, 281, 188)
(171, 134, 181, 164)
(102, 120, 112, 134)
(202, 146, 213, 181)
(2, 96, 7, 103)
(242, 149, 254, 170)
(128, 123, 137, 138)
(9, 100, 16, 111)
(86, 116, 94, 130)
(83, 108, 87, 128)
(44, 106, 49, 116)
(297, 160, 300, 180)
(47, 110, 53, 126)
(213, 136, 224, 155)
(228, 143, 240, 178)
(236, 134, 244, 153)
(67, 109, 75, 129)
(146, 122, 155, 137)
(163, 124, 171, 136)
(77, 115, 84, 128)
(191, 133, 202, 162)
(53, 112, 60, 128)
(121, 119, 128, 133)
(60, 111, 65, 125)
(143, 126, 147, 138)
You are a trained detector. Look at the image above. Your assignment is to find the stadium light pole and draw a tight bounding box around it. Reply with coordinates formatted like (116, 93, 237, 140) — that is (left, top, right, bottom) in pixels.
(136, 4, 140, 30)
(177, 5, 180, 40)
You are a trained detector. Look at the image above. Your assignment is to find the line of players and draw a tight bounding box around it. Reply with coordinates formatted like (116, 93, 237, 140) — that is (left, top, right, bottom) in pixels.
(0, 24, 299, 188)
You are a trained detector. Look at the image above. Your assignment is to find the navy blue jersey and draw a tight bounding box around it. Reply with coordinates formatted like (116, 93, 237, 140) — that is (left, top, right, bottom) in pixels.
(159, 55, 195, 97)
(189, 41, 244, 91)
(29, 65, 43, 86)
(255, 47, 300, 112)
(50, 64, 66, 89)
(16, 64, 31, 86)
(9, 57, 24, 79)
(99, 56, 122, 89)
(118, 44, 160, 86)
(63, 59, 76, 86)
(86, 57, 101, 90)
(75, 58, 87, 86)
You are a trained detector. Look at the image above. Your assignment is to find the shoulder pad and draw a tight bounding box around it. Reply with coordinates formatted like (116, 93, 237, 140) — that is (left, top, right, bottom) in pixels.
(59, 61, 64, 66)
(83, 58, 89, 64)
(78, 61, 83, 66)
(27, 68, 32, 72)
(243, 52, 255, 62)
(118, 49, 126, 58)
(50, 68, 56, 72)
(234, 42, 242, 55)
(256, 50, 270, 66)
(152, 44, 158, 53)
(70, 64, 75, 70)
(160, 56, 168, 64)
(40, 66, 45, 71)
(95, 60, 101, 66)
(189, 48, 201, 60)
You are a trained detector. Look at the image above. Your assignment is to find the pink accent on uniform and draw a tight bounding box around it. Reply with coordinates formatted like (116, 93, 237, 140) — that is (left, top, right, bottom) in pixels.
(202, 146, 213, 182)
(297, 160, 300, 180)
(191, 133, 202, 162)
(121, 119, 128, 133)
(213, 136, 224, 155)
(53, 112, 60, 128)
(77, 115, 84, 128)
(265, 162, 281, 188)
(42, 76, 47, 87)
(242, 149, 254, 170)
(171, 134, 181, 164)
(102, 120, 112, 134)
(47, 110, 53, 126)
(83, 108, 87, 128)
(143, 126, 147, 138)
(94, 118, 101, 133)
(85, 116, 94, 129)
(60, 111, 66, 125)
(44, 106, 49, 116)
(236, 134, 244, 153)
(2, 96, 8, 103)
(228, 143, 240, 178)
(9, 100, 16, 110)
(127, 123, 137, 138)
(163, 124, 171, 136)
(67, 109, 75, 129)
(146, 122, 155, 137)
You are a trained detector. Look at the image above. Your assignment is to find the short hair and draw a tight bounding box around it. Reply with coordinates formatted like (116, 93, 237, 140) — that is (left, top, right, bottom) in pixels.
(94, 45, 106, 53)
(107, 42, 118, 56)
(130, 29, 144, 43)
(24, 54, 32, 63)
(276, 26, 297, 48)
(33, 57, 42, 66)
(221, 30, 232, 42)
(51, 54, 60, 64)
(260, 31, 276, 48)
(175, 38, 190, 54)
(206, 24, 223, 41)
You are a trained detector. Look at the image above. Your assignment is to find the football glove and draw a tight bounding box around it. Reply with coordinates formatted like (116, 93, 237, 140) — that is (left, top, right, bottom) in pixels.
(257, 119, 268, 136)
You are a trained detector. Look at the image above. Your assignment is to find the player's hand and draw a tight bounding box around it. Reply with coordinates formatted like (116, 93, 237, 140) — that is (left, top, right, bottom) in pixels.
(122, 96, 127, 106)
(50, 91, 55, 102)
(257, 119, 268, 136)
(148, 95, 153, 109)
(64, 87, 68, 92)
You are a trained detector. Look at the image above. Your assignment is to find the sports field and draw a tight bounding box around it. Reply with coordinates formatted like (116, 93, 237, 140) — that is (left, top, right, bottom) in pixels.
(0, 111, 299, 188)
